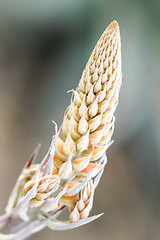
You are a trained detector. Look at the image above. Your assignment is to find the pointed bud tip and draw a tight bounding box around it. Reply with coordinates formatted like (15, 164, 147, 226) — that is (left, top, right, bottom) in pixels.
(108, 20, 119, 31)
(104, 20, 120, 38)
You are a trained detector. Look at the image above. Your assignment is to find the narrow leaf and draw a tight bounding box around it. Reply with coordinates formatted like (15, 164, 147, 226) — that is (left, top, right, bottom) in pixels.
(48, 213, 103, 231)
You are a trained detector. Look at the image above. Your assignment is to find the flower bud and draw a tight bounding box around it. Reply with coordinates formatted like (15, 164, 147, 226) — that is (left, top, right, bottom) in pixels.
(92, 67, 98, 83)
(88, 110, 103, 132)
(78, 78, 85, 93)
(69, 204, 80, 222)
(80, 197, 93, 219)
(89, 124, 105, 145)
(65, 181, 80, 196)
(59, 154, 72, 179)
(87, 85, 95, 105)
(77, 129, 90, 152)
(90, 61, 96, 75)
(101, 69, 108, 83)
(89, 96, 98, 118)
(97, 82, 106, 103)
(63, 132, 75, 157)
(78, 114, 88, 135)
(77, 196, 85, 212)
(71, 122, 81, 140)
(61, 115, 69, 139)
(79, 163, 101, 177)
(55, 136, 67, 161)
(54, 155, 63, 168)
(79, 97, 88, 118)
(85, 77, 92, 93)
(73, 90, 81, 107)
(82, 186, 88, 202)
(98, 99, 109, 113)
(94, 75, 102, 93)
(73, 152, 92, 172)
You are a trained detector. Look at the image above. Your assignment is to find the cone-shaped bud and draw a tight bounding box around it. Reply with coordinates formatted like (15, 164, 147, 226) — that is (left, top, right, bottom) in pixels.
(63, 132, 75, 157)
(77, 193, 85, 212)
(90, 61, 96, 75)
(55, 136, 67, 161)
(54, 155, 63, 168)
(73, 90, 81, 107)
(65, 181, 80, 196)
(69, 204, 80, 222)
(82, 185, 88, 202)
(80, 196, 93, 219)
(85, 77, 92, 94)
(77, 129, 90, 152)
(92, 67, 99, 83)
(88, 96, 99, 118)
(88, 110, 103, 132)
(97, 82, 106, 103)
(94, 75, 102, 93)
(78, 78, 85, 93)
(79, 97, 88, 119)
(87, 85, 96, 105)
(78, 114, 88, 135)
(71, 122, 81, 140)
(61, 115, 69, 139)
(89, 124, 106, 145)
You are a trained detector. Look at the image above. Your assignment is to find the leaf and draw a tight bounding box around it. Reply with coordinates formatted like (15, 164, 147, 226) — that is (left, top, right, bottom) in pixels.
(48, 213, 103, 231)
(0, 206, 65, 240)
(0, 218, 50, 240)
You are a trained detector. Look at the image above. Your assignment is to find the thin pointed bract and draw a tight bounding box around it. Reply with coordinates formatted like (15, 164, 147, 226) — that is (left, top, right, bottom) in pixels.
(0, 20, 122, 240)
(48, 213, 104, 231)
(5, 144, 41, 214)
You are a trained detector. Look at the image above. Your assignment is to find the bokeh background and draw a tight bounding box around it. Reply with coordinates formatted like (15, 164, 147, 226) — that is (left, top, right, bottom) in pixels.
(0, 0, 160, 239)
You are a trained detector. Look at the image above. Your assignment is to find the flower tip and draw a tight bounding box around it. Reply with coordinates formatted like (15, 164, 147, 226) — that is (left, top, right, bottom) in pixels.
(105, 20, 120, 38)
(108, 20, 119, 30)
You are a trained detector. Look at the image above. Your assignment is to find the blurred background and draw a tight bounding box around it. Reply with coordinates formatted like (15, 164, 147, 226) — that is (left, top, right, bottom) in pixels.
(0, 0, 160, 239)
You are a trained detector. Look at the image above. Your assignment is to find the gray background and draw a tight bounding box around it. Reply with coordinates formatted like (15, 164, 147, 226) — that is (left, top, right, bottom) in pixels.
(0, 0, 160, 239)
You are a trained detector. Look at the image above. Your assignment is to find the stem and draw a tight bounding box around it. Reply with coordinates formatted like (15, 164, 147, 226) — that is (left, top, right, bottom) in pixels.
(0, 206, 66, 240)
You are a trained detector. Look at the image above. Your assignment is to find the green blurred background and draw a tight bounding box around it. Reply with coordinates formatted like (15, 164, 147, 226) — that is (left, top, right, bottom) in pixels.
(0, 0, 160, 239)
